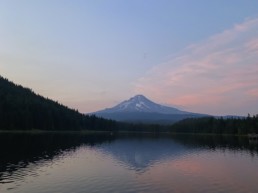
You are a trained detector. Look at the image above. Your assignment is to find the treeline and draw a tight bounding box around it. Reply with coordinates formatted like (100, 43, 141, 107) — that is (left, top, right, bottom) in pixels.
(169, 116, 258, 135)
(114, 116, 258, 135)
(1, 76, 257, 135)
(0, 76, 116, 131)
(0, 76, 173, 132)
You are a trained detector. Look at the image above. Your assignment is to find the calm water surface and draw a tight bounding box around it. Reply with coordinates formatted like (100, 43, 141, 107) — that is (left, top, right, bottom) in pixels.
(0, 133, 258, 193)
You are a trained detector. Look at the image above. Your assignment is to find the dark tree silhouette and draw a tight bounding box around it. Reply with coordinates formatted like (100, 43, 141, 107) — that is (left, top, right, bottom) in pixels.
(169, 116, 258, 135)
(0, 76, 116, 131)
(0, 75, 256, 134)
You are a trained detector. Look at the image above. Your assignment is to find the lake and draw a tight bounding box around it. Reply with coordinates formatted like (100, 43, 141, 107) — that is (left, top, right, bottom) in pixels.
(0, 132, 258, 193)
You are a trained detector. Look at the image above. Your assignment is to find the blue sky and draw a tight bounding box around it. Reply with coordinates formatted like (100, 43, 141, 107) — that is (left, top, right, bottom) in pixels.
(1, 0, 258, 115)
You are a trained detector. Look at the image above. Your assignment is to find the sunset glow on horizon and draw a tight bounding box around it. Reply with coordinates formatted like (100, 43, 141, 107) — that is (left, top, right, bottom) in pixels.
(1, 0, 258, 116)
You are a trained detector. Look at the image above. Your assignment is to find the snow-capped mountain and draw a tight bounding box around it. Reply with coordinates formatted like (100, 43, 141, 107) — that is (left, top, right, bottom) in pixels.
(91, 95, 209, 124)
(96, 95, 188, 114)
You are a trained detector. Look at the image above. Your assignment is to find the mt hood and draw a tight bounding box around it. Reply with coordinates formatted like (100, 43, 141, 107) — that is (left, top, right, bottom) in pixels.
(92, 95, 209, 124)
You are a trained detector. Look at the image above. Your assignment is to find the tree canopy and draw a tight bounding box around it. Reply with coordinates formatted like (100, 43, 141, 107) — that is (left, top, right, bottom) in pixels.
(0, 75, 257, 135)
(0, 76, 116, 131)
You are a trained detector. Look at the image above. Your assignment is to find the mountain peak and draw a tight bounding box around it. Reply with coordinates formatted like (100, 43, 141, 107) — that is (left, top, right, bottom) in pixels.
(92, 95, 209, 124)
(132, 94, 147, 99)
(128, 94, 150, 103)
(95, 95, 184, 114)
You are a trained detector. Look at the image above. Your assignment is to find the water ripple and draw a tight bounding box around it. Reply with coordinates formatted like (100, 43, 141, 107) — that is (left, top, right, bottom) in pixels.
(1, 134, 258, 193)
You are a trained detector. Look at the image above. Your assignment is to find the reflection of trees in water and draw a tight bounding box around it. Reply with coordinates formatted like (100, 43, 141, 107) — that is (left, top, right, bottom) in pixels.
(0, 133, 257, 183)
(169, 134, 258, 155)
(0, 133, 115, 183)
(114, 133, 258, 154)
(96, 133, 258, 172)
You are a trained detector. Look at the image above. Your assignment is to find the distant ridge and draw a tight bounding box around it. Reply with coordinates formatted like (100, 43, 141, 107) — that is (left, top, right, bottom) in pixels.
(92, 95, 210, 124)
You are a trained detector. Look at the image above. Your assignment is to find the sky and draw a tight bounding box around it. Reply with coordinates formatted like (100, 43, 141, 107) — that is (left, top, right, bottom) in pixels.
(1, 0, 258, 116)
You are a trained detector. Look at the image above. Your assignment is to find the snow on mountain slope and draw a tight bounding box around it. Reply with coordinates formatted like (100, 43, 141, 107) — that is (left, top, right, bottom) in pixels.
(94, 95, 190, 114)
(90, 95, 210, 124)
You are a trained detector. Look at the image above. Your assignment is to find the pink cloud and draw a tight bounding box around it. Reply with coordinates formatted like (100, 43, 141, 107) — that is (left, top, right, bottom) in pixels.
(245, 38, 258, 53)
(248, 89, 258, 97)
(135, 17, 258, 115)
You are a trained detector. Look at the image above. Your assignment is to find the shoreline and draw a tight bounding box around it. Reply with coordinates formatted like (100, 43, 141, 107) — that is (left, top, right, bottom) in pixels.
(0, 129, 251, 137)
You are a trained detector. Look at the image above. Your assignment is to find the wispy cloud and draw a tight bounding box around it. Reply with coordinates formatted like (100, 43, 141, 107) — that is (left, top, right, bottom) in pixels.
(135, 17, 258, 115)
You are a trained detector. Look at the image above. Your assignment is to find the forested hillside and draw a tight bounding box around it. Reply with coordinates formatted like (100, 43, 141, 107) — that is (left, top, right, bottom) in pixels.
(0, 76, 116, 131)
(0, 76, 257, 135)
(170, 116, 258, 135)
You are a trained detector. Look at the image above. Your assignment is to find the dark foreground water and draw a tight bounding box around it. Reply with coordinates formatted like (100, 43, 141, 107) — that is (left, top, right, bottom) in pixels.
(0, 133, 258, 193)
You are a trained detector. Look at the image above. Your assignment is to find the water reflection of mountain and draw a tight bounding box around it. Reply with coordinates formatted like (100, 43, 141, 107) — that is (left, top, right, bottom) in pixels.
(97, 138, 188, 172)
(0, 133, 114, 184)
(1, 133, 257, 183)
(97, 134, 258, 172)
